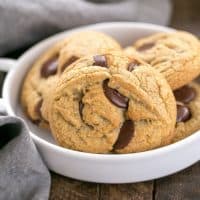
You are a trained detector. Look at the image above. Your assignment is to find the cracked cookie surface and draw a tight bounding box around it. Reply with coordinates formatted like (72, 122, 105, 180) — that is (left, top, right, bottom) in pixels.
(48, 52, 176, 153)
(58, 31, 121, 74)
(20, 31, 121, 128)
(125, 31, 200, 90)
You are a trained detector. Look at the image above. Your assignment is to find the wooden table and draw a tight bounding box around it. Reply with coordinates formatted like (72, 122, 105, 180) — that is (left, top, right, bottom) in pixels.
(2, 0, 200, 199)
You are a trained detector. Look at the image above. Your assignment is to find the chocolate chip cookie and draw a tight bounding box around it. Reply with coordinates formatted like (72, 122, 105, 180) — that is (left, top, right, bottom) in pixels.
(173, 82, 200, 142)
(125, 31, 200, 90)
(48, 52, 176, 153)
(58, 31, 121, 74)
(21, 31, 121, 128)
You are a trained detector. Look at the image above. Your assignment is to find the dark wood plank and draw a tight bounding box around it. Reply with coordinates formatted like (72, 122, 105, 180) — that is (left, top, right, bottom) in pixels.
(99, 182, 153, 200)
(154, 162, 200, 200)
(50, 172, 99, 200)
(171, 0, 200, 35)
(50, 173, 153, 200)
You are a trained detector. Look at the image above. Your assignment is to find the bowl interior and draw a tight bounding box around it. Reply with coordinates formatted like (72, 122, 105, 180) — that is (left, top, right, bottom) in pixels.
(5, 22, 174, 148)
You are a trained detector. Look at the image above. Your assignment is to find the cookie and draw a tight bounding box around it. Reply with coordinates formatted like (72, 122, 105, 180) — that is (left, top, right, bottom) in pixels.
(173, 82, 200, 142)
(58, 31, 121, 74)
(48, 52, 176, 154)
(21, 31, 121, 128)
(125, 31, 200, 90)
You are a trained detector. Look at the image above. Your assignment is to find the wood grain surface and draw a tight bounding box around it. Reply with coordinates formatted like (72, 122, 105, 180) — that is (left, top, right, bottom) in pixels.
(50, 175, 154, 200)
(154, 162, 200, 200)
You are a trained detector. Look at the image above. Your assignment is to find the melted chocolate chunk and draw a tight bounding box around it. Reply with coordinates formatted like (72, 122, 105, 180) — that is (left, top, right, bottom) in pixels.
(79, 101, 84, 117)
(35, 99, 43, 118)
(174, 85, 196, 104)
(114, 120, 134, 150)
(176, 104, 191, 122)
(127, 60, 140, 71)
(32, 119, 41, 125)
(41, 55, 58, 78)
(103, 80, 128, 108)
(137, 42, 154, 52)
(93, 55, 107, 67)
(61, 56, 79, 72)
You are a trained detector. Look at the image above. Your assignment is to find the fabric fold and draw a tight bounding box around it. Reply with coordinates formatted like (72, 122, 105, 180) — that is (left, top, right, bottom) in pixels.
(0, 116, 50, 200)
(0, 0, 171, 56)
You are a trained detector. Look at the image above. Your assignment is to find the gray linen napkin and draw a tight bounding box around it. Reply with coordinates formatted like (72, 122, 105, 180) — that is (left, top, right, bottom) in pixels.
(0, 116, 50, 200)
(0, 0, 172, 199)
(0, 0, 172, 56)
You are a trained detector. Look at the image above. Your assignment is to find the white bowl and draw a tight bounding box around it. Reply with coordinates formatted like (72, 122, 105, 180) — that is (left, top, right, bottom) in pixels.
(0, 22, 199, 183)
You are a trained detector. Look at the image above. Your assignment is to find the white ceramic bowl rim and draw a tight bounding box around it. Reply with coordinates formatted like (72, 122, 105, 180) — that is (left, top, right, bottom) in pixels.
(30, 125, 199, 160)
(3, 22, 200, 160)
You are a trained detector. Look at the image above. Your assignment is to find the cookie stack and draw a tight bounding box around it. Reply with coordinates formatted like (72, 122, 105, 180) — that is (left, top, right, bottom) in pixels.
(21, 31, 200, 153)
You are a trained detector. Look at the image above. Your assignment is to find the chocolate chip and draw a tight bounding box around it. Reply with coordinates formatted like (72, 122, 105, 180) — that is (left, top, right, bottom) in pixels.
(114, 120, 134, 150)
(137, 42, 154, 52)
(127, 60, 140, 71)
(93, 55, 107, 67)
(103, 80, 128, 108)
(61, 56, 79, 72)
(174, 86, 196, 104)
(32, 119, 41, 125)
(35, 99, 43, 118)
(41, 55, 58, 78)
(79, 101, 84, 117)
(176, 104, 191, 122)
